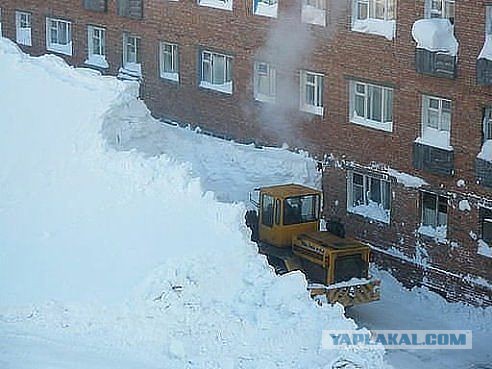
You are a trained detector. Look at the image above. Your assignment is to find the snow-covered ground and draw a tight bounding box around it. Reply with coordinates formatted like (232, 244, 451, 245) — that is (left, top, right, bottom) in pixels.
(0, 39, 387, 369)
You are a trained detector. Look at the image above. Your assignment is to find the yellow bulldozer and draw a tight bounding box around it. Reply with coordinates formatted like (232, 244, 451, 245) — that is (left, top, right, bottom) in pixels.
(245, 184, 380, 307)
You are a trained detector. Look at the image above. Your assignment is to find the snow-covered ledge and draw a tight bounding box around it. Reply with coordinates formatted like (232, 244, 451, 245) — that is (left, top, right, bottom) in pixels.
(254, 0, 277, 18)
(415, 128, 453, 152)
(479, 36, 492, 61)
(478, 140, 492, 163)
(348, 202, 390, 224)
(199, 81, 233, 94)
(418, 225, 448, 244)
(351, 19, 395, 41)
(198, 0, 232, 11)
(301, 5, 326, 27)
(478, 239, 492, 258)
(412, 18, 458, 56)
(85, 55, 109, 69)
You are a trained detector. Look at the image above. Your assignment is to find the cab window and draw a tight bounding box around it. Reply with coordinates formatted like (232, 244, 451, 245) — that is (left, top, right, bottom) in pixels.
(283, 194, 319, 225)
(261, 194, 275, 227)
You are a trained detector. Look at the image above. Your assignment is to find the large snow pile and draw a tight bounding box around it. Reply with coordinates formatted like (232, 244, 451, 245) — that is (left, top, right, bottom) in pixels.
(411, 18, 458, 56)
(0, 39, 388, 368)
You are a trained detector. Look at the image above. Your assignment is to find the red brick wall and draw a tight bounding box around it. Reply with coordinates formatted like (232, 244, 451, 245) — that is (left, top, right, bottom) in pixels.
(0, 0, 491, 304)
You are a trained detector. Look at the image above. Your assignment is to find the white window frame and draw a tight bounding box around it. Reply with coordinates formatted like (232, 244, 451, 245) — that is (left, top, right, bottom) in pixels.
(198, 0, 233, 11)
(347, 171, 391, 224)
(349, 80, 393, 132)
(487, 6, 492, 36)
(159, 41, 179, 82)
(426, 0, 455, 22)
(46, 18, 72, 56)
(122, 33, 141, 75)
(200, 50, 233, 94)
(300, 70, 324, 116)
(419, 95, 452, 150)
(254, 61, 276, 103)
(16, 11, 32, 46)
(301, 0, 326, 27)
(86, 25, 108, 68)
(355, 0, 396, 21)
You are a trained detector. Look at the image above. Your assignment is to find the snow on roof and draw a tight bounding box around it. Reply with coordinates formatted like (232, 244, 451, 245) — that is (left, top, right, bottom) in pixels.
(411, 18, 458, 56)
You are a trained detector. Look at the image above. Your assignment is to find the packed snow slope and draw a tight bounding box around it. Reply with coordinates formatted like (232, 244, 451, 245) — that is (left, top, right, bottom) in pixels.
(0, 39, 388, 368)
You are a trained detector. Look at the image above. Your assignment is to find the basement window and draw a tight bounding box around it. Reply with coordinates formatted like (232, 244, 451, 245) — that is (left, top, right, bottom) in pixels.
(347, 171, 391, 224)
(86, 26, 108, 69)
(301, 0, 326, 27)
(352, 0, 396, 40)
(160, 42, 179, 82)
(200, 50, 233, 94)
(300, 70, 324, 116)
(198, 0, 233, 11)
(253, 0, 278, 18)
(16, 11, 32, 46)
(349, 80, 393, 132)
(46, 18, 72, 56)
(254, 61, 276, 103)
(418, 192, 448, 240)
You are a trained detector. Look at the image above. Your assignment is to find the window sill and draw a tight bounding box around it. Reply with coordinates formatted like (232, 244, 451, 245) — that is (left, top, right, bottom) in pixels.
(85, 55, 109, 69)
(254, 93, 275, 104)
(254, 3, 277, 18)
(199, 81, 233, 94)
(47, 43, 73, 56)
(198, 0, 232, 11)
(161, 72, 179, 83)
(350, 116, 393, 132)
(417, 225, 448, 243)
(415, 135, 453, 152)
(348, 205, 390, 224)
(300, 104, 324, 116)
(351, 19, 396, 41)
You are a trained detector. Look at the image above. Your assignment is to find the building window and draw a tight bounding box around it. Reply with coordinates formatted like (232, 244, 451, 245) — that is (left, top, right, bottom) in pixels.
(261, 194, 274, 227)
(483, 108, 492, 142)
(86, 26, 108, 69)
(160, 42, 179, 82)
(0, 9, 2, 37)
(200, 50, 233, 94)
(254, 0, 277, 18)
(198, 0, 233, 11)
(349, 81, 393, 132)
(16, 11, 32, 46)
(480, 207, 492, 244)
(122, 33, 142, 76)
(117, 0, 143, 19)
(417, 95, 452, 150)
(254, 62, 276, 103)
(84, 0, 108, 12)
(301, 0, 326, 27)
(426, 0, 455, 23)
(352, 0, 396, 40)
(347, 171, 391, 223)
(46, 18, 72, 56)
(300, 70, 324, 116)
(419, 192, 448, 239)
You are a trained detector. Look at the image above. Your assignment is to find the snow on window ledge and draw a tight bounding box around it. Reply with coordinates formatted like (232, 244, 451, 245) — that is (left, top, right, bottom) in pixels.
(161, 72, 179, 82)
(411, 18, 458, 56)
(199, 81, 233, 94)
(85, 55, 109, 69)
(351, 114, 393, 132)
(348, 202, 390, 224)
(478, 239, 492, 258)
(478, 140, 492, 163)
(301, 5, 326, 27)
(198, 0, 232, 11)
(47, 42, 73, 56)
(16, 29, 32, 46)
(415, 129, 453, 151)
(255, 93, 275, 104)
(418, 224, 448, 243)
(478, 35, 492, 61)
(254, 2, 277, 18)
(351, 19, 395, 41)
(300, 104, 324, 116)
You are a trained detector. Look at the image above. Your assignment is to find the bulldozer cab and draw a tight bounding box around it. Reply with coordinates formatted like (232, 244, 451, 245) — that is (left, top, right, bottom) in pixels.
(255, 184, 322, 248)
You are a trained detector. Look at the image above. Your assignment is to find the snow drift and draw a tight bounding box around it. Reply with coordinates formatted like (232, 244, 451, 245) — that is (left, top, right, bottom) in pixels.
(0, 39, 388, 368)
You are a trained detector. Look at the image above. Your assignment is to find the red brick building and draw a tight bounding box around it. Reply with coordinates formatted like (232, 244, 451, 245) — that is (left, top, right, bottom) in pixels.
(0, 0, 491, 305)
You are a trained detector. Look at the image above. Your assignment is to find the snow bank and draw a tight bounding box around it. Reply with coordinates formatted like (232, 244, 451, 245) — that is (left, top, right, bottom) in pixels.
(0, 39, 388, 368)
(411, 19, 458, 56)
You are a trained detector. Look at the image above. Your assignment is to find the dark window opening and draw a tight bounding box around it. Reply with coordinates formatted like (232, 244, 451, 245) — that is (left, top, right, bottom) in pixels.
(283, 194, 319, 225)
(334, 254, 367, 284)
(481, 207, 492, 244)
(261, 194, 274, 227)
